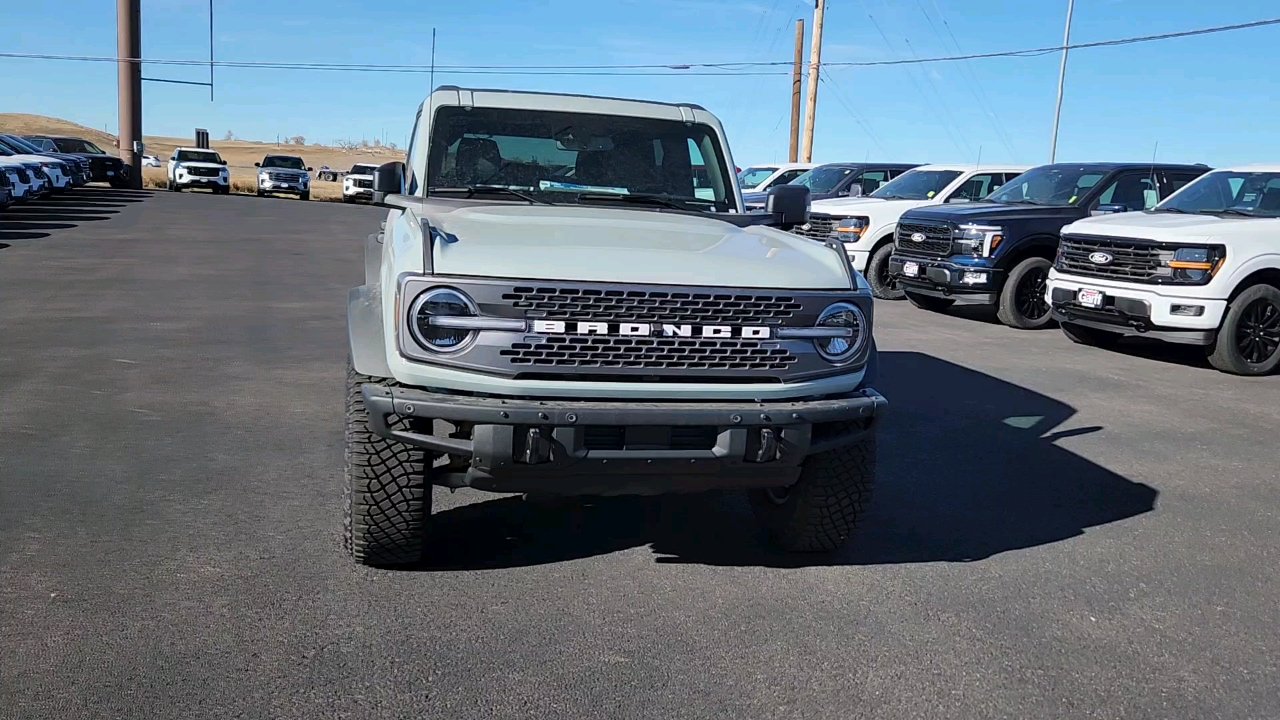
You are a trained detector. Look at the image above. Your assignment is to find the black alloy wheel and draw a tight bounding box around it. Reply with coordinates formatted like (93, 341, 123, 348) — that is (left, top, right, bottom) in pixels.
(1015, 266, 1050, 320)
(1235, 297, 1280, 364)
(997, 257, 1055, 329)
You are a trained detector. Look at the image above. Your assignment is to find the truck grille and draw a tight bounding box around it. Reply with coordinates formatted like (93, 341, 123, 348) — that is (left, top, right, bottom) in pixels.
(187, 166, 221, 178)
(895, 221, 953, 255)
(1057, 235, 1163, 282)
(500, 336, 797, 371)
(268, 172, 299, 182)
(501, 286, 804, 326)
(14, 168, 30, 184)
(790, 216, 839, 240)
(354, 178, 373, 189)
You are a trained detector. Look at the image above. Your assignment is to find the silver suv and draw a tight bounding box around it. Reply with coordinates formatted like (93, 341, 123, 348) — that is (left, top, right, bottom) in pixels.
(344, 87, 886, 565)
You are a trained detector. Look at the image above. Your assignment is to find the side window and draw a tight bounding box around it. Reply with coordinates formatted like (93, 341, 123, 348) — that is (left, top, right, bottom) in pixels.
(1162, 172, 1201, 199)
(1095, 172, 1159, 211)
(405, 106, 426, 195)
(949, 173, 1000, 202)
(854, 170, 889, 196)
(768, 169, 806, 188)
(687, 138, 714, 200)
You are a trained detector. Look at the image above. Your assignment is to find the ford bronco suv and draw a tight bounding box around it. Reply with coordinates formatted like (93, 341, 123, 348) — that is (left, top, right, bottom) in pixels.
(1049, 165, 1280, 376)
(344, 87, 885, 566)
(795, 164, 1029, 299)
(889, 162, 1210, 328)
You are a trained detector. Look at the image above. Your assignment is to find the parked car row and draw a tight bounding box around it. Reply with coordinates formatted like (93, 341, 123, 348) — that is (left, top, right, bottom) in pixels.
(0, 132, 103, 209)
(772, 159, 1280, 376)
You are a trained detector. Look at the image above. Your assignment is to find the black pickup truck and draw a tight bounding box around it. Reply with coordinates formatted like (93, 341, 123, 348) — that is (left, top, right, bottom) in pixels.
(888, 162, 1211, 328)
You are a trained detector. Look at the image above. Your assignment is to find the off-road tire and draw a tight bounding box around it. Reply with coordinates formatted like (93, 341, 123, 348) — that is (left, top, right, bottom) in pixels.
(749, 434, 876, 552)
(997, 257, 1055, 329)
(867, 243, 904, 300)
(904, 290, 955, 313)
(344, 364, 431, 566)
(1207, 283, 1280, 376)
(1061, 321, 1120, 348)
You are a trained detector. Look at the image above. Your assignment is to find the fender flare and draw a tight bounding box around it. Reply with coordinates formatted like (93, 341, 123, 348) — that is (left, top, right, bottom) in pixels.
(348, 284, 391, 379)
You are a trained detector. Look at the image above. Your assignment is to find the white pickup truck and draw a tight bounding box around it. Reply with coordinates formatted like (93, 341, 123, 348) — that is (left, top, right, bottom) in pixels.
(1048, 164, 1280, 376)
(794, 164, 1029, 298)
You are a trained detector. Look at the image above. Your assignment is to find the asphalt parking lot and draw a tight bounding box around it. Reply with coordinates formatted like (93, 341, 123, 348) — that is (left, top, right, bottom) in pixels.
(3, 189, 1279, 719)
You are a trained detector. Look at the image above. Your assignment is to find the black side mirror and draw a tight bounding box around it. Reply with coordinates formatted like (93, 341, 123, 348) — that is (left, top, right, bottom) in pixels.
(306, 167, 313, 172)
(254, 162, 261, 167)
(765, 184, 810, 229)
(220, 159, 227, 166)
(372, 161, 406, 204)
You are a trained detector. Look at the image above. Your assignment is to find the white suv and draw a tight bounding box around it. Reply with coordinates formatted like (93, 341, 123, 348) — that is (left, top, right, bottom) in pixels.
(737, 163, 814, 193)
(1048, 164, 1280, 375)
(342, 163, 379, 203)
(167, 147, 231, 193)
(797, 165, 1029, 298)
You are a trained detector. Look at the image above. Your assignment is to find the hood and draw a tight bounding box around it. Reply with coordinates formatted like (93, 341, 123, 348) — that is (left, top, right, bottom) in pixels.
(1063, 210, 1266, 243)
(903, 201, 1082, 225)
(346, 173, 374, 180)
(811, 197, 926, 220)
(3, 153, 62, 166)
(428, 203, 852, 289)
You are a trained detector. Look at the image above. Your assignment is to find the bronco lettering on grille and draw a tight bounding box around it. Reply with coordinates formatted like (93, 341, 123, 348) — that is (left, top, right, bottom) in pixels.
(532, 320, 770, 339)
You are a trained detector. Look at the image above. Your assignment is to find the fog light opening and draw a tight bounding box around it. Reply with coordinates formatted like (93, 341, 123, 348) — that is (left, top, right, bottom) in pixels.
(962, 271, 988, 285)
(1170, 304, 1205, 317)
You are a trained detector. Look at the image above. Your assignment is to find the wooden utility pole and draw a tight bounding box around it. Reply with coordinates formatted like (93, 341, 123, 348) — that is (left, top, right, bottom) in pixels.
(788, 19, 805, 163)
(116, 0, 143, 188)
(800, 0, 825, 163)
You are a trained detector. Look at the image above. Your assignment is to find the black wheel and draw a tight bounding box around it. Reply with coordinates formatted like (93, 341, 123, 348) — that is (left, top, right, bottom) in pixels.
(216, 185, 230, 195)
(300, 192, 310, 201)
(997, 257, 1054, 329)
(344, 363, 431, 566)
(866, 243, 904, 300)
(256, 188, 265, 197)
(904, 290, 955, 313)
(749, 434, 876, 552)
(1208, 284, 1280, 376)
(170, 180, 182, 192)
(1061, 322, 1120, 348)
(342, 195, 352, 204)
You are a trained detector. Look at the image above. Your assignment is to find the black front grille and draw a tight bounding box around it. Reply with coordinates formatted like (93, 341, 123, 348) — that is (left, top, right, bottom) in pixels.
(268, 172, 300, 182)
(31, 168, 47, 181)
(14, 168, 30, 184)
(500, 335, 797, 371)
(501, 286, 804, 326)
(0, 172, 10, 188)
(187, 166, 221, 177)
(1057, 235, 1163, 282)
(791, 216, 840, 240)
(354, 178, 373, 189)
(895, 221, 953, 255)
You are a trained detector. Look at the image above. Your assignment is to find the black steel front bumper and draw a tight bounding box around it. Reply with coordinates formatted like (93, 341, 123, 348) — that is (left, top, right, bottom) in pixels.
(888, 254, 1003, 304)
(360, 384, 887, 496)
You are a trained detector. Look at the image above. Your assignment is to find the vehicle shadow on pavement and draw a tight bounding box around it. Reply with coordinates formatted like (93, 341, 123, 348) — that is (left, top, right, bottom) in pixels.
(0, 187, 149, 243)
(411, 351, 1157, 571)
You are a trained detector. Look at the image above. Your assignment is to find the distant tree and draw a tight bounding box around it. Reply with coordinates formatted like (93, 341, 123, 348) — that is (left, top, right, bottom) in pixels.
(223, 130, 236, 141)
(372, 137, 382, 148)
(335, 139, 359, 151)
(289, 135, 306, 145)
(386, 142, 398, 151)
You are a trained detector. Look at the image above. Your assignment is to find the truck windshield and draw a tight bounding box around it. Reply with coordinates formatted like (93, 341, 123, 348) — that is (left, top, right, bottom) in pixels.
(425, 106, 735, 211)
(987, 165, 1106, 207)
(350, 164, 378, 175)
(1, 135, 45, 154)
(49, 138, 105, 154)
(176, 150, 222, 163)
(870, 169, 962, 200)
(790, 166, 853, 193)
(261, 156, 306, 170)
(738, 166, 777, 187)
(1156, 170, 1280, 218)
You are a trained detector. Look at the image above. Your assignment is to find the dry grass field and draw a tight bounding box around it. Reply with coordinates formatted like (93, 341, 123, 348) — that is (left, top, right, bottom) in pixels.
(0, 113, 402, 202)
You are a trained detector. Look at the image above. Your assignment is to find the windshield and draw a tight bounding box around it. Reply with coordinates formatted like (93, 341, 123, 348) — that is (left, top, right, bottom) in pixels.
(350, 164, 378, 175)
(1, 135, 45, 154)
(425, 106, 735, 210)
(1157, 170, 1280, 218)
(870, 169, 963, 200)
(176, 150, 222, 164)
(987, 165, 1107, 207)
(50, 138, 104, 154)
(790, 166, 853, 194)
(738, 166, 777, 187)
(0, 137, 25, 154)
(261, 156, 306, 170)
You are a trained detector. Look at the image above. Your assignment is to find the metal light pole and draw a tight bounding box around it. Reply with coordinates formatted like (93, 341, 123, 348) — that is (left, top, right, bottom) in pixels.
(1048, 0, 1075, 163)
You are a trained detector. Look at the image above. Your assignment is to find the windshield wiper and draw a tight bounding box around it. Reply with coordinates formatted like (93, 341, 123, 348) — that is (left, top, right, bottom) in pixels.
(1152, 206, 1191, 214)
(574, 192, 710, 211)
(999, 199, 1050, 206)
(1205, 208, 1264, 218)
(430, 185, 553, 205)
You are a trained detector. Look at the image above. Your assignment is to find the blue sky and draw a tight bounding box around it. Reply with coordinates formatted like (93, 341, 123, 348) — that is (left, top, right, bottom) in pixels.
(2, 0, 1277, 167)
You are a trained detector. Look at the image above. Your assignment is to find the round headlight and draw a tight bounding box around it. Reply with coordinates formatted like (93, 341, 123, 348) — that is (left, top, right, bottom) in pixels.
(814, 302, 866, 363)
(409, 288, 478, 353)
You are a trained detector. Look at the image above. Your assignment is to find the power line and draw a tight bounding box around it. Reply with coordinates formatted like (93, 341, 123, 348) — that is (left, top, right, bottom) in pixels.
(1, 17, 1277, 75)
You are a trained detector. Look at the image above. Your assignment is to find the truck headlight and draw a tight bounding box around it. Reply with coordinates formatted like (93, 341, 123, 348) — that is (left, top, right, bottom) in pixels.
(834, 217, 869, 240)
(408, 288, 479, 353)
(1155, 245, 1226, 284)
(952, 224, 1003, 257)
(813, 302, 866, 363)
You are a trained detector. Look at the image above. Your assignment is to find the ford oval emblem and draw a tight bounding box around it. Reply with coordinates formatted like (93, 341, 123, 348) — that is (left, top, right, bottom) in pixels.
(910, 232, 927, 242)
(800, 223, 812, 231)
(1088, 251, 1114, 265)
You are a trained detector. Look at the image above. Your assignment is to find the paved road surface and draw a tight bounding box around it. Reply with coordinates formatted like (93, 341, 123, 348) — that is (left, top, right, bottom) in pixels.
(3, 189, 1279, 719)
